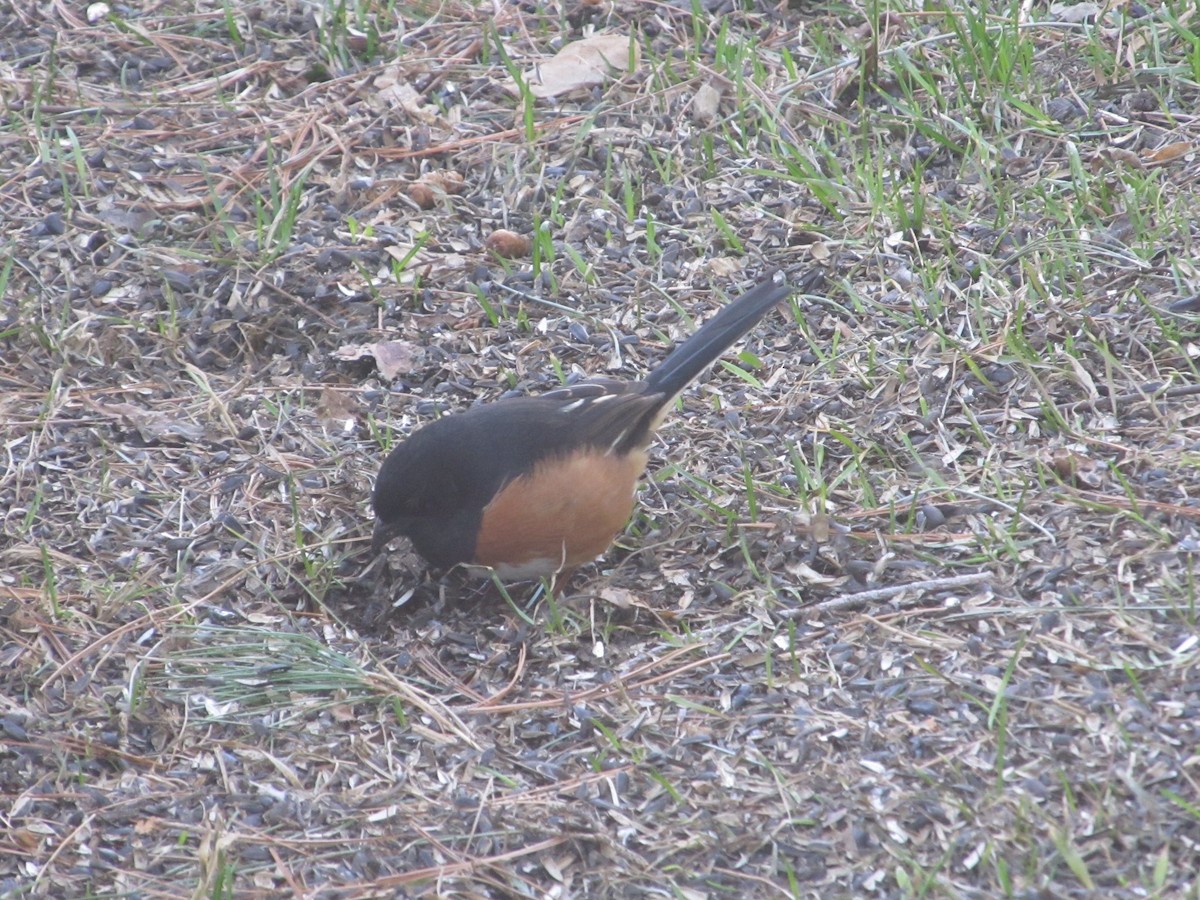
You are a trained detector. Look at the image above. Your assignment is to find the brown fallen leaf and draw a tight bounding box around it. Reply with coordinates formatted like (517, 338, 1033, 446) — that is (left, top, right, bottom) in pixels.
(317, 387, 357, 423)
(692, 81, 721, 124)
(371, 340, 426, 379)
(1103, 147, 1144, 170)
(334, 340, 426, 380)
(1142, 142, 1194, 167)
(1000, 156, 1039, 177)
(85, 399, 207, 443)
(598, 586, 635, 608)
(513, 33, 640, 99)
(373, 67, 440, 123)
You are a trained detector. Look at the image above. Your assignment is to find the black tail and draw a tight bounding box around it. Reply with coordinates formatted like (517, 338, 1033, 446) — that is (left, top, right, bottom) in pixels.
(644, 270, 794, 401)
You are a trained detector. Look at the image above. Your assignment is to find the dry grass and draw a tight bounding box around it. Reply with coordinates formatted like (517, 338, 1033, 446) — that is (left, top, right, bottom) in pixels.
(2, 0, 1199, 896)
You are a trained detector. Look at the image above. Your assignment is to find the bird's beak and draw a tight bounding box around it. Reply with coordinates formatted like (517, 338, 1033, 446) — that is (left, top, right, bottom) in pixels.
(371, 518, 405, 553)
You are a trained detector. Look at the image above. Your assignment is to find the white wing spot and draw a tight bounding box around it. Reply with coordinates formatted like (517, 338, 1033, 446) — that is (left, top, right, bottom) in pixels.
(607, 428, 631, 455)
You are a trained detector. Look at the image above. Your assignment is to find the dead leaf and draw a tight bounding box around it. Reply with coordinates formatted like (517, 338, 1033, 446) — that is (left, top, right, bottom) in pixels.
(661, 568, 693, 587)
(849, 11, 909, 43)
(598, 587, 636, 608)
(705, 257, 742, 279)
(374, 67, 439, 123)
(86, 400, 207, 443)
(380, 243, 469, 280)
(515, 34, 640, 99)
(334, 340, 426, 380)
(317, 387, 356, 423)
(9, 827, 44, 851)
(692, 81, 721, 123)
(134, 818, 162, 836)
(1103, 147, 1144, 170)
(1142, 142, 1194, 166)
(783, 559, 840, 585)
(809, 512, 831, 543)
(427, 170, 465, 193)
(1049, 2, 1104, 23)
(1000, 156, 1038, 177)
(830, 64, 859, 105)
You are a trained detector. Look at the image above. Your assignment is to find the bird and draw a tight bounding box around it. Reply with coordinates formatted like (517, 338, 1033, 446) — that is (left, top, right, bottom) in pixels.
(372, 269, 799, 584)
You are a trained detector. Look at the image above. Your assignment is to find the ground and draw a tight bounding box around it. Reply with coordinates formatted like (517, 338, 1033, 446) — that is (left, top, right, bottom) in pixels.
(2, 0, 1199, 897)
